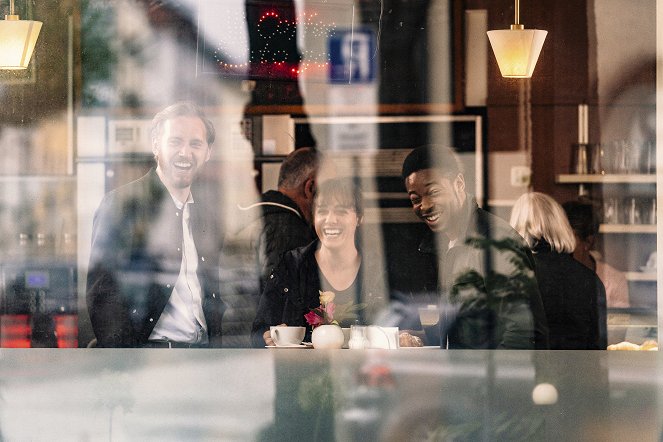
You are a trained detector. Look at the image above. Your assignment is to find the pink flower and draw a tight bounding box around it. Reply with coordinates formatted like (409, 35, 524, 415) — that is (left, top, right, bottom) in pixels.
(305, 310, 324, 327)
(306, 290, 361, 328)
(324, 302, 336, 321)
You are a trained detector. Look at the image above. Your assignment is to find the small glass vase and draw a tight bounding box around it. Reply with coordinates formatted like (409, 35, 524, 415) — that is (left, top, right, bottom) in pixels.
(311, 324, 345, 349)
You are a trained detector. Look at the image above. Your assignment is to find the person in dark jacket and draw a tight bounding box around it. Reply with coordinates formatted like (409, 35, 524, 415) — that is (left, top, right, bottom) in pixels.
(402, 145, 549, 349)
(251, 178, 387, 347)
(238, 147, 321, 289)
(221, 148, 326, 347)
(563, 200, 630, 308)
(86, 102, 225, 348)
(510, 192, 607, 349)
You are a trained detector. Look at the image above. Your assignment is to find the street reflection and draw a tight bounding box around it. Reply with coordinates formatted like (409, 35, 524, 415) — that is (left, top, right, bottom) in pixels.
(0, 350, 658, 441)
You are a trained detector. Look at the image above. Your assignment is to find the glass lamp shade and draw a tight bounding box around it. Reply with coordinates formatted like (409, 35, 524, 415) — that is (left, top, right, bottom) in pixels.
(0, 17, 42, 69)
(487, 29, 547, 78)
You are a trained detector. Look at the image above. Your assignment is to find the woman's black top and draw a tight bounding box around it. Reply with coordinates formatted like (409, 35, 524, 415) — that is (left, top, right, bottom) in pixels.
(532, 240, 607, 349)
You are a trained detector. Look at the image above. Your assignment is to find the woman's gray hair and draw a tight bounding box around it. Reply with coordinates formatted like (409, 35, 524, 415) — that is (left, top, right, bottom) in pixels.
(509, 192, 576, 253)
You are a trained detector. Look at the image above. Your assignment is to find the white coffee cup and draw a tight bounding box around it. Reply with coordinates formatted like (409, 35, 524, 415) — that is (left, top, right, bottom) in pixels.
(366, 326, 400, 349)
(270, 326, 306, 346)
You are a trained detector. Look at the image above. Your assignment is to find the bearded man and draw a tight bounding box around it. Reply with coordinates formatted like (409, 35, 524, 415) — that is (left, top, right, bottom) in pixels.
(86, 102, 225, 348)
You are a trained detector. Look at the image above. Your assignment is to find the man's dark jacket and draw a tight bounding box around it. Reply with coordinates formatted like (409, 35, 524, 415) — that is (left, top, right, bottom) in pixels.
(86, 169, 225, 347)
(417, 199, 549, 349)
(238, 190, 316, 289)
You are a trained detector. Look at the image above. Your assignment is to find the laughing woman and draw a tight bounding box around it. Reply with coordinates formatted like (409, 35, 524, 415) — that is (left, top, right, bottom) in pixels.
(251, 177, 386, 347)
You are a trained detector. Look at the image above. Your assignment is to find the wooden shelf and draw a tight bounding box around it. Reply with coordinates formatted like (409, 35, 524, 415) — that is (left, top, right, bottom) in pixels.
(557, 174, 656, 184)
(364, 192, 407, 200)
(0, 175, 76, 182)
(599, 224, 657, 233)
(364, 207, 418, 224)
(625, 272, 657, 282)
(487, 199, 517, 207)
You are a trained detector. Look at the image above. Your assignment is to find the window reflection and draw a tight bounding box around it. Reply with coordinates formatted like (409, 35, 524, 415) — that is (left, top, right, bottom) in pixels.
(0, 1, 661, 441)
(0, 0, 656, 351)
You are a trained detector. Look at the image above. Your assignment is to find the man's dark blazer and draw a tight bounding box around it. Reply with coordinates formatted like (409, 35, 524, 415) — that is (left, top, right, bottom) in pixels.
(86, 168, 225, 347)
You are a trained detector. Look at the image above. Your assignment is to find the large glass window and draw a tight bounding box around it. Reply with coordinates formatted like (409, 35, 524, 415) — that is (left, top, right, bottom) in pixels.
(0, 0, 661, 440)
(0, 0, 656, 349)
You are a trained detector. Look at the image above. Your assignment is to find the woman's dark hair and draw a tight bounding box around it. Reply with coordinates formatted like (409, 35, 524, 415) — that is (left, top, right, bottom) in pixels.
(314, 177, 363, 218)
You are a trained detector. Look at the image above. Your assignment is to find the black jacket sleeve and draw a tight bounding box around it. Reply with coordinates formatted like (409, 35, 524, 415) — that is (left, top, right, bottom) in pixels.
(251, 245, 319, 347)
(251, 261, 289, 347)
(86, 195, 138, 347)
(258, 212, 314, 279)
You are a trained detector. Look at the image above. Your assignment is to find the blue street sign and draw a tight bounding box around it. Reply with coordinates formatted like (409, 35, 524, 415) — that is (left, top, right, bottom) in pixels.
(329, 29, 376, 83)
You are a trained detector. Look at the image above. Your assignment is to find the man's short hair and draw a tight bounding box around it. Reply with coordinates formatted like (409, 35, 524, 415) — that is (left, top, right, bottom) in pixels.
(278, 147, 320, 189)
(151, 101, 216, 146)
(401, 144, 463, 180)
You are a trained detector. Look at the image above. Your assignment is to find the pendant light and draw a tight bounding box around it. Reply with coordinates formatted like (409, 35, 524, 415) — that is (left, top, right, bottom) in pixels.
(487, 0, 547, 78)
(0, 0, 42, 69)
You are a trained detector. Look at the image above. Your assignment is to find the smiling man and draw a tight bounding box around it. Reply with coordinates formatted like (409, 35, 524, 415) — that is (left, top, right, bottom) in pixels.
(402, 145, 548, 349)
(86, 102, 225, 348)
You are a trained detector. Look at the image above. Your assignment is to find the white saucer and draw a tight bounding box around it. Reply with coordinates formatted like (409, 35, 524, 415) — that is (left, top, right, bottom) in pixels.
(265, 343, 312, 348)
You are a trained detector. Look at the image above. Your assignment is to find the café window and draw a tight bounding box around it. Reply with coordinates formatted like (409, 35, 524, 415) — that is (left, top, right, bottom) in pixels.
(0, 0, 656, 352)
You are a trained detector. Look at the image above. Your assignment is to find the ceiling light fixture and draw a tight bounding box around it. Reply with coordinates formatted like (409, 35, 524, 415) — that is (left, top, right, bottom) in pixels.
(0, 0, 42, 69)
(487, 0, 547, 78)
